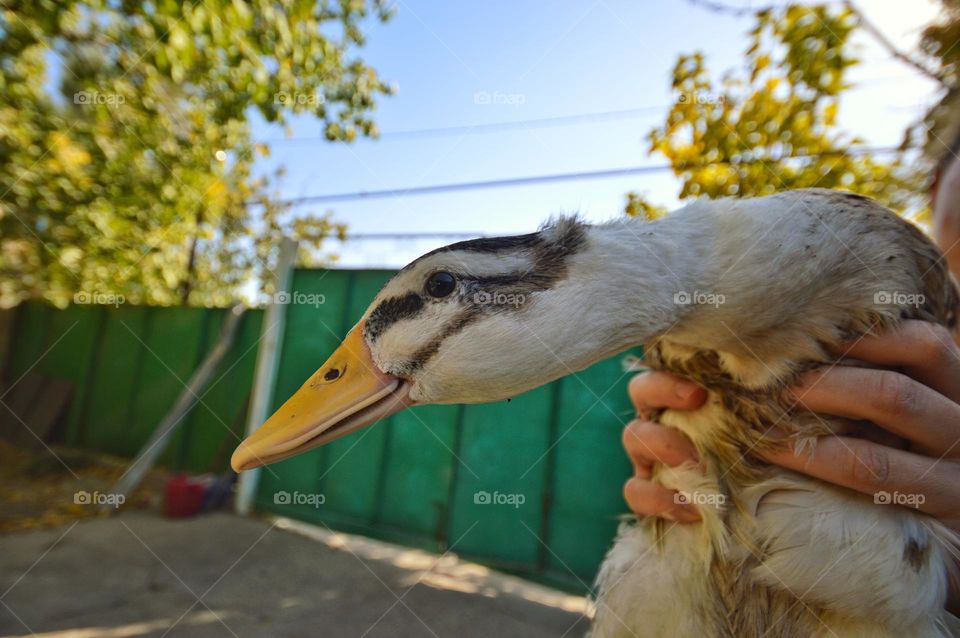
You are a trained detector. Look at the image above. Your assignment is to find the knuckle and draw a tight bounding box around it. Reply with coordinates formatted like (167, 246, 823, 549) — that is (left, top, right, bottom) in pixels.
(650, 427, 690, 462)
(623, 478, 671, 517)
(873, 370, 918, 418)
(622, 418, 645, 441)
(916, 322, 954, 363)
(623, 420, 697, 470)
(623, 478, 645, 511)
(622, 420, 659, 456)
(847, 440, 891, 488)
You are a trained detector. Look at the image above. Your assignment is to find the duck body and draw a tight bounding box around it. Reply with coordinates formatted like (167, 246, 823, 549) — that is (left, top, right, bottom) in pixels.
(592, 189, 959, 637)
(233, 188, 960, 637)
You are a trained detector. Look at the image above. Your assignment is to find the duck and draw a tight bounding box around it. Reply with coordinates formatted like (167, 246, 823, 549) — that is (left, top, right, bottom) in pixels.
(232, 188, 960, 637)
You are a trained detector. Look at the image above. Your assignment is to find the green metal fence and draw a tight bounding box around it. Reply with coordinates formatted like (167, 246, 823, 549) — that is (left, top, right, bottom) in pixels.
(4, 302, 263, 473)
(3, 268, 637, 592)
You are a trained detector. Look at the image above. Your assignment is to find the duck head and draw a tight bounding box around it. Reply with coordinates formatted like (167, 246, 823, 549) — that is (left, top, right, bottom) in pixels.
(231, 215, 683, 472)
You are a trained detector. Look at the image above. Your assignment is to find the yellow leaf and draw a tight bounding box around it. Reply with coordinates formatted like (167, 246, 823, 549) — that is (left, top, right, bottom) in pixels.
(823, 102, 838, 126)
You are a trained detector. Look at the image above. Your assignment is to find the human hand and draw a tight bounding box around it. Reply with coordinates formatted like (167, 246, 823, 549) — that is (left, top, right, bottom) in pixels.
(621, 371, 706, 523)
(622, 320, 960, 607)
(623, 322, 960, 529)
(759, 320, 960, 534)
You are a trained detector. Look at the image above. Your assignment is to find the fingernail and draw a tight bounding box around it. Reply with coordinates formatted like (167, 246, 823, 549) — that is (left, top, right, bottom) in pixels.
(674, 381, 700, 401)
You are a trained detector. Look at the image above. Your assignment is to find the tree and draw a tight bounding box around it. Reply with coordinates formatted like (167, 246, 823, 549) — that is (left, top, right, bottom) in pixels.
(0, 0, 391, 308)
(910, 0, 960, 169)
(627, 3, 923, 217)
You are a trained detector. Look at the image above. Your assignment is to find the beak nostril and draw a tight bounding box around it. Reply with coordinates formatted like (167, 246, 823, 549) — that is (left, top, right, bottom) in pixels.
(324, 368, 341, 381)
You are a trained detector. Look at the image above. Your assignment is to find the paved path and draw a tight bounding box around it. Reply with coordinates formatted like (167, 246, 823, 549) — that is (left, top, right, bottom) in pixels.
(0, 512, 589, 638)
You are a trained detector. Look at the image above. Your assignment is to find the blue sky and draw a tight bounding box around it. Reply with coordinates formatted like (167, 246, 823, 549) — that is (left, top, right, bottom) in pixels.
(250, 0, 941, 268)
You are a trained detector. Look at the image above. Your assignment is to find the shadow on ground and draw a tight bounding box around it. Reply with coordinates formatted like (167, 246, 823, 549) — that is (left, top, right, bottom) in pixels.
(0, 512, 590, 638)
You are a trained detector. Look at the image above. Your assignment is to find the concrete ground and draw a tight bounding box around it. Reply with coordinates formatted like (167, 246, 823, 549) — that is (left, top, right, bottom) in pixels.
(0, 512, 590, 638)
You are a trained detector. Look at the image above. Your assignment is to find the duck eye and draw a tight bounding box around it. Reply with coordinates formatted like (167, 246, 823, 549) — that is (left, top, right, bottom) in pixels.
(426, 271, 456, 298)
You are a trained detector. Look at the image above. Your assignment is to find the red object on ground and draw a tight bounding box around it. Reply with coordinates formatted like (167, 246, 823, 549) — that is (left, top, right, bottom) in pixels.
(163, 474, 206, 518)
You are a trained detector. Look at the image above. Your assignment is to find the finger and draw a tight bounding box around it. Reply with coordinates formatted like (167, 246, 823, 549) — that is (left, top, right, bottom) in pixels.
(759, 435, 959, 519)
(624, 477, 701, 523)
(623, 419, 700, 474)
(628, 371, 707, 418)
(839, 320, 960, 402)
(788, 367, 960, 456)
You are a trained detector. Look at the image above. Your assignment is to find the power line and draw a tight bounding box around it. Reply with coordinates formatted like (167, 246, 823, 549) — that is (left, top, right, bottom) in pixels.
(685, 0, 764, 16)
(277, 165, 671, 205)
(685, 0, 844, 17)
(337, 232, 486, 240)
(256, 146, 900, 207)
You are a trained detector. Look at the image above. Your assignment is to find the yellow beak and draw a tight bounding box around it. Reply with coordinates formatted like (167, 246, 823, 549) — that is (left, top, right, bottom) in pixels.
(231, 321, 411, 472)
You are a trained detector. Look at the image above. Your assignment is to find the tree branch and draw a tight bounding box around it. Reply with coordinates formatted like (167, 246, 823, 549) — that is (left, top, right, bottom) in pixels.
(843, 0, 946, 87)
(685, 0, 761, 17)
(684, 0, 949, 88)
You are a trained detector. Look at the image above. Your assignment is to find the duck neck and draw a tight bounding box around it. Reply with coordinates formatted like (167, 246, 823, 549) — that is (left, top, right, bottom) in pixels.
(536, 212, 711, 370)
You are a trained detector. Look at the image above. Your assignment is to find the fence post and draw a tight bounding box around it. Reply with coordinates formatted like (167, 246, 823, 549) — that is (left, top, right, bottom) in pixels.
(235, 237, 299, 516)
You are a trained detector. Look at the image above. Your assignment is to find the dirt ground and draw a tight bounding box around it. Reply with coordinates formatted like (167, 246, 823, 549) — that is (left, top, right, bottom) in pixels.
(0, 439, 168, 533)
(0, 511, 591, 638)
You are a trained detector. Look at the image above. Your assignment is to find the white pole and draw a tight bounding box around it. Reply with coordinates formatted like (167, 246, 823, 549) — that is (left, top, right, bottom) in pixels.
(235, 237, 298, 515)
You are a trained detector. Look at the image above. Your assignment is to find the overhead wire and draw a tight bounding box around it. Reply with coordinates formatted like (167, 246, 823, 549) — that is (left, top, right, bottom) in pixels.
(252, 145, 902, 207)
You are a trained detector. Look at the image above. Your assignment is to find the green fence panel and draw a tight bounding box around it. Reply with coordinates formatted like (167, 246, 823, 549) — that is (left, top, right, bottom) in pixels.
(79, 305, 150, 454)
(377, 403, 460, 547)
(126, 307, 207, 462)
(26, 304, 104, 445)
(447, 385, 556, 570)
(168, 308, 224, 471)
(7, 303, 50, 381)
(545, 360, 637, 583)
(4, 302, 262, 473)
